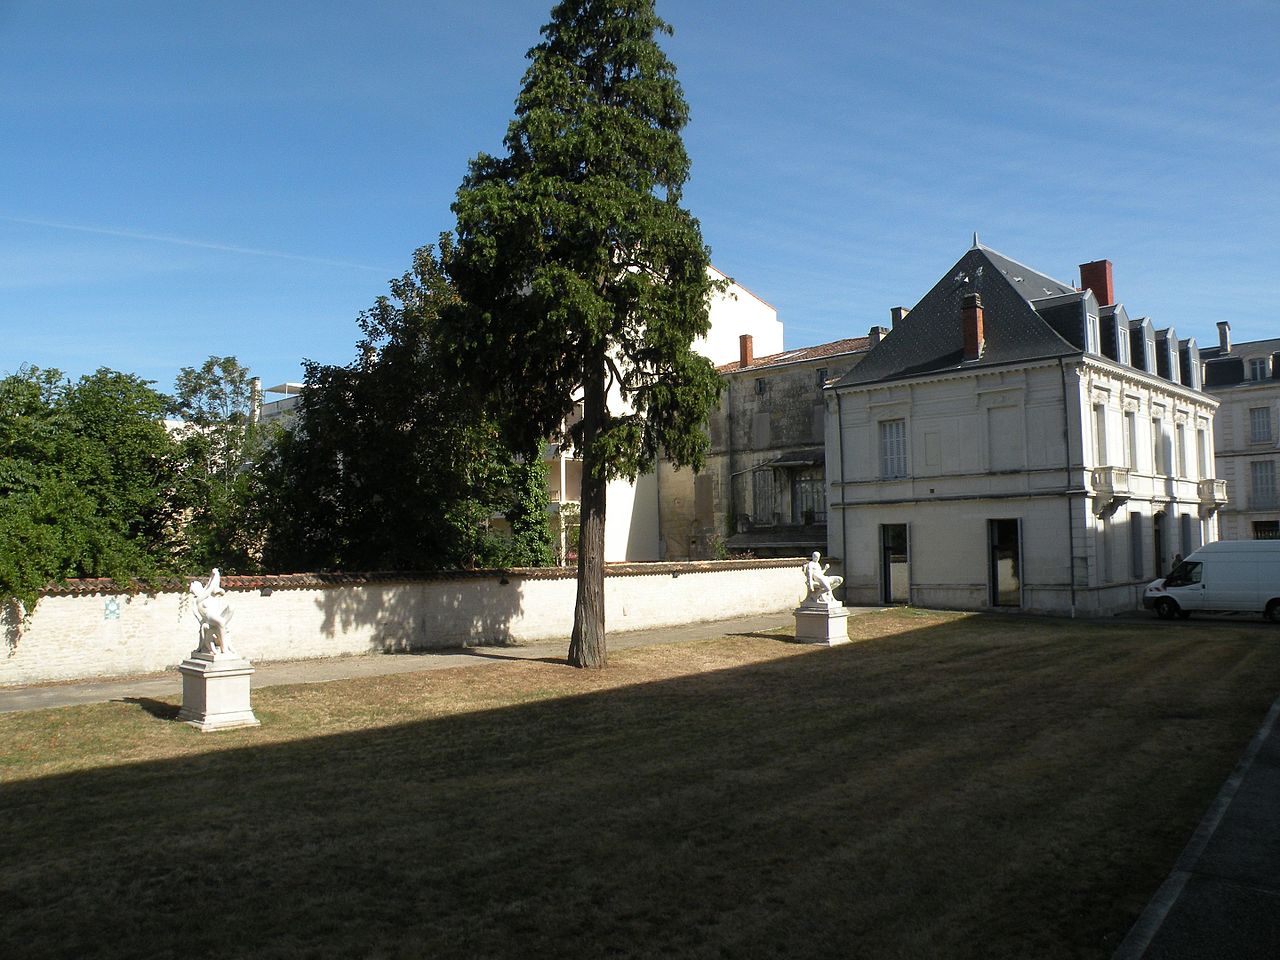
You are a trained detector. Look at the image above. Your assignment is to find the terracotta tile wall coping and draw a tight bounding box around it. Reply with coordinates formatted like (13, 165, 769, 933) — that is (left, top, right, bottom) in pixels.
(38, 557, 814, 597)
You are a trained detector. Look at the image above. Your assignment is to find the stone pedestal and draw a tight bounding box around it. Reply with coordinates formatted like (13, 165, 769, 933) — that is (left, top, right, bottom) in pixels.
(177, 652, 260, 732)
(794, 601, 851, 646)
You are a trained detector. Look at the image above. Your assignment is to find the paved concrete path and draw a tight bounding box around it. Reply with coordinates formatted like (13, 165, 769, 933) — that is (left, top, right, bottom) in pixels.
(1114, 694, 1280, 959)
(0, 612, 797, 714)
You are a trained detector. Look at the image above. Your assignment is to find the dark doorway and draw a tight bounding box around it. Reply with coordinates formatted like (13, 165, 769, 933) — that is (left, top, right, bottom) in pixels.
(881, 524, 909, 604)
(989, 519, 1022, 607)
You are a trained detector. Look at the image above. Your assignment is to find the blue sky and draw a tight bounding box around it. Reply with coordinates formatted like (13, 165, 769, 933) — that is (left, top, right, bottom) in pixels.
(2, 0, 1277, 393)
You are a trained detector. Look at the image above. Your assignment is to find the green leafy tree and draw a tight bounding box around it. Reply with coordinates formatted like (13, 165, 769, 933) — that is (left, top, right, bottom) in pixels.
(445, 0, 721, 667)
(259, 245, 551, 573)
(169, 356, 265, 572)
(504, 457, 557, 567)
(0, 366, 180, 611)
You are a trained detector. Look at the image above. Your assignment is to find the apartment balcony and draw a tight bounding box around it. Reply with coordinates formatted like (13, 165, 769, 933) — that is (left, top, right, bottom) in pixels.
(1198, 478, 1229, 517)
(1090, 466, 1131, 516)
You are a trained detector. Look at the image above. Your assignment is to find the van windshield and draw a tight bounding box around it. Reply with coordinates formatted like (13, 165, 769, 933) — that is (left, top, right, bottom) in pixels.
(1164, 561, 1203, 587)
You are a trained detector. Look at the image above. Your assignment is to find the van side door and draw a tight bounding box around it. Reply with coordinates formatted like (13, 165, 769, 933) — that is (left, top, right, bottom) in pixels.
(1163, 560, 1206, 610)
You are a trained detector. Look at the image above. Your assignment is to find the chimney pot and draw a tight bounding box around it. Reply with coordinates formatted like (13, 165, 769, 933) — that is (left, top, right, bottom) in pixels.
(962, 292, 985, 361)
(1079, 260, 1115, 306)
(1217, 321, 1231, 354)
(890, 306, 909, 327)
(869, 325, 889, 347)
(739, 334, 753, 368)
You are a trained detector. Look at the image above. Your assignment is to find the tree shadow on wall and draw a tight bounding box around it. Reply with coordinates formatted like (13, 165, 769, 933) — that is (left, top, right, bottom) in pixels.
(314, 572, 531, 655)
(2, 603, 19, 658)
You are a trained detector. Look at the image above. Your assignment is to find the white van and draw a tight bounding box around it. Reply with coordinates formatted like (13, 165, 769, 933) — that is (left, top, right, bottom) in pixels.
(1144, 540, 1280, 621)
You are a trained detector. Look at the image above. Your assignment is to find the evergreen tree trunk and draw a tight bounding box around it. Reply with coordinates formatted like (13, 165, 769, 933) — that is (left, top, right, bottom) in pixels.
(568, 366, 608, 668)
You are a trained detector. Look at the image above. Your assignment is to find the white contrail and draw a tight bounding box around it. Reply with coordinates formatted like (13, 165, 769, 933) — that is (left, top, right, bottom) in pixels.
(0, 215, 391, 272)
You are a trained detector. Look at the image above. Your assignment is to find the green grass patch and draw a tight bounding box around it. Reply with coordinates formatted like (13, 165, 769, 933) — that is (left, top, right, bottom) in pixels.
(3, 609, 1279, 958)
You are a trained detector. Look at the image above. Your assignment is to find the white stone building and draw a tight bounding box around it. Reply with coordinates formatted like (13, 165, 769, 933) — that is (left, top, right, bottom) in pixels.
(1201, 324, 1280, 540)
(546, 267, 784, 562)
(826, 243, 1224, 615)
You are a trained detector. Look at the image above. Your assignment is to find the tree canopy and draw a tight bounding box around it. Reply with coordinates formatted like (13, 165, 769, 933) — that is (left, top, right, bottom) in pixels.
(445, 0, 720, 667)
(0, 366, 181, 610)
(259, 244, 554, 573)
(169, 356, 266, 573)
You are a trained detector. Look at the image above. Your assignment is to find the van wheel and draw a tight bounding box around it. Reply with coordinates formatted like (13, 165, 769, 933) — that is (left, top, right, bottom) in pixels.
(1155, 598, 1178, 620)
(1267, 600, 1280, 624)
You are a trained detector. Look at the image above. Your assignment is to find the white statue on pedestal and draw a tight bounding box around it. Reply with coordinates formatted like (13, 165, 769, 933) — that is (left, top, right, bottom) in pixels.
(189, 568, 235, 656)
(804, 552, 843, 606)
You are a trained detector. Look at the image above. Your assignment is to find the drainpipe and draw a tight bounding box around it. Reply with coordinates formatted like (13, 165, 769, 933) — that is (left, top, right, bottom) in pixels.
(835, 388, 848, 602)
(1059, 357, 1078, 616)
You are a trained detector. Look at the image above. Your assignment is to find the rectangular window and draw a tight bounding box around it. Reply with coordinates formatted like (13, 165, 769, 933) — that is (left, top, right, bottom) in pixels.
(814, 367, 828, 389)
(1253, 521, 1280, 540)
(1151, 419, 1165, 476)
(1093, 404, 1108, 465)
(754, 378, 766, 396)
(1175, 423, 1186, 477)
(1251, 407, 1272, 443)
(1125, 411, 1137, 469)
(1130, 511, 1144, 579)
(1251, 358, 1269, 381)
(1086, 315, 1100, 354)
(988, 406, 1024, 471)
(1197, 428, 1208, 479)
(1180, 513, 1193, 558)
(1251, 461, 1276, 509)
(1098, 516, 1111, 583)
(752, 469, 774, 525)
(791, 470, 825, 524)
(880, 419, 907, 479)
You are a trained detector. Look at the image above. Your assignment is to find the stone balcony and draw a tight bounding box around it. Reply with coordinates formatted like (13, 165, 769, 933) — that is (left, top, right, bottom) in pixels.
(1090, 466, 1131, 516)
(1198, 478, 1229, 517)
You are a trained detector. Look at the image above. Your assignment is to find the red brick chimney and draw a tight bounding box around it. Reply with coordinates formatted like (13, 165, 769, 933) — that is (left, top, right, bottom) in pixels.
(739, 334, 753, 368)
(962, 292, 985, 360)
(1079, 260, 1114, 306)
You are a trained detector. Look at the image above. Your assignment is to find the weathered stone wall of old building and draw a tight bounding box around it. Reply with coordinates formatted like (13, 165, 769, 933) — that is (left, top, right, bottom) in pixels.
(660, 349, 866, 560)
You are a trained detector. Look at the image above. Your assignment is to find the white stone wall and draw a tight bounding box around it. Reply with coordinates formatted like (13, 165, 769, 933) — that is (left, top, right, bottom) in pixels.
(1, 560, 808, 686)
(828, 357, 1219, 615)
(1209, 378, 1280, 540)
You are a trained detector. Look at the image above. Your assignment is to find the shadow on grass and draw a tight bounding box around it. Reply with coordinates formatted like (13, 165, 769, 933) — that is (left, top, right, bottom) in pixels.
(5, 614, 1280, 959)
(116, 697, 181, 721)
(724, 630, 794, 641)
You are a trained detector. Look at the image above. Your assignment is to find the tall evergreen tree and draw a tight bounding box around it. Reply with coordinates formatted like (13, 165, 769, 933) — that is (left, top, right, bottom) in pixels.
(445, 0, 720, 668)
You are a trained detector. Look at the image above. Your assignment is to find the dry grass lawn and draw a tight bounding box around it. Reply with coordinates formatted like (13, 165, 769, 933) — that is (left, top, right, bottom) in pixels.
(2, 608, 1279, 959)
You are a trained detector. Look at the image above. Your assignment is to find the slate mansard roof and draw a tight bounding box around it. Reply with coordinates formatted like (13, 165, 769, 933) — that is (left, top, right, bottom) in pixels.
(835, 244, 1088, 388)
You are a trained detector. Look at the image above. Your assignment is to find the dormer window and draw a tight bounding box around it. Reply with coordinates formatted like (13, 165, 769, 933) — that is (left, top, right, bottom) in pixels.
(1085, 314, 1100, 355)
(1251, 358, 1270, 381)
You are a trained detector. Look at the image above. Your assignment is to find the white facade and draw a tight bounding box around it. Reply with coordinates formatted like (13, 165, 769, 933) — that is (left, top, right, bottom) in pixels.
(1202, 332, 1280, 541)
(829, 359, 1220, 614)
(548, 267, 785, 562)
(826, 246, 1223, 616)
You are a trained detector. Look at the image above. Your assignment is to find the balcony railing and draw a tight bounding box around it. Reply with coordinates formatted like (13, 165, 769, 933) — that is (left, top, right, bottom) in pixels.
(1199, 478, 1229, 516)
(1091, 466, 1131, 516)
